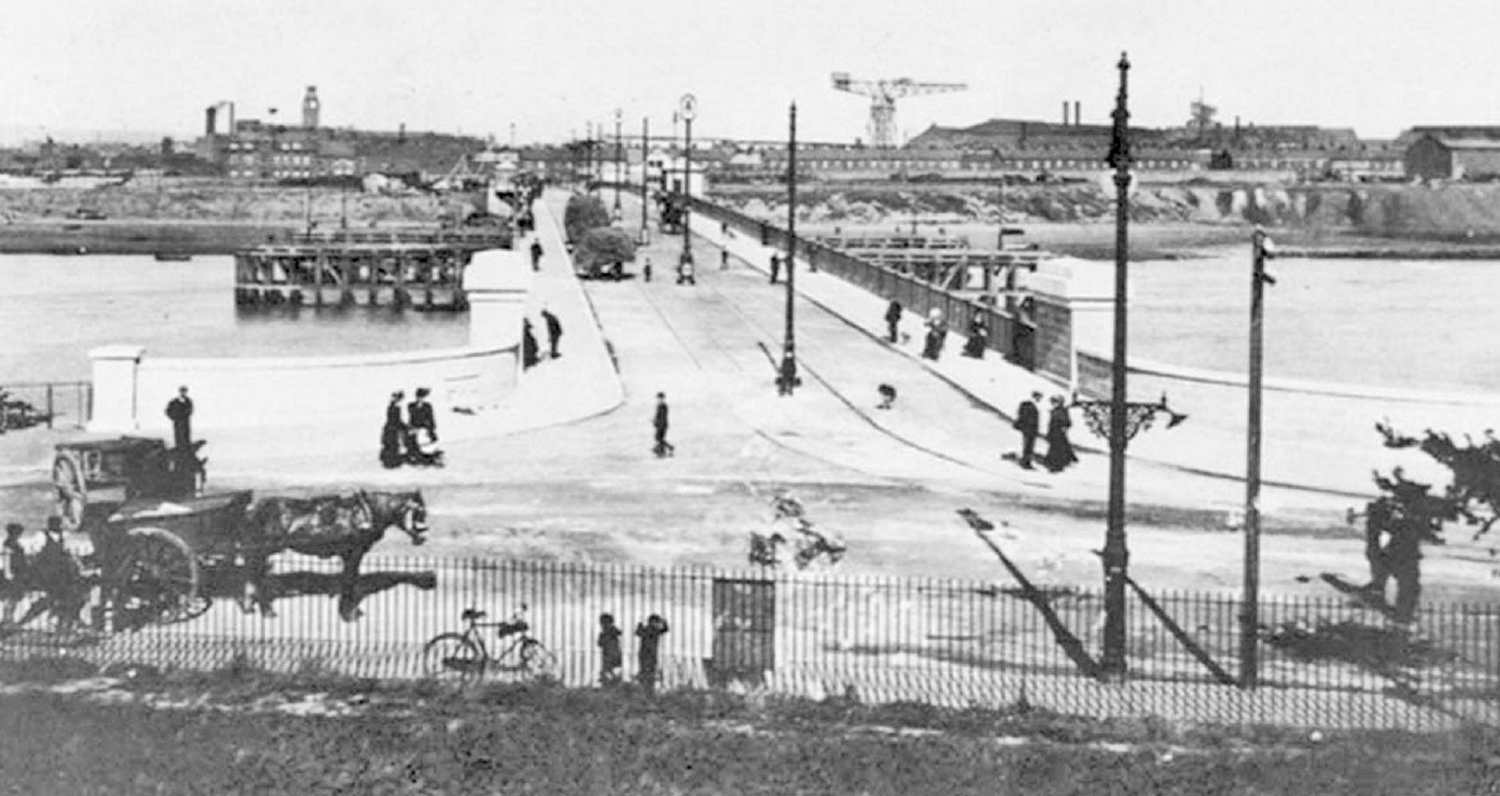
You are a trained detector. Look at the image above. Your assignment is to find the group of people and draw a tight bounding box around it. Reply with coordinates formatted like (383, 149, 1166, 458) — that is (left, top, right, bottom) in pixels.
(597, 612, 670, 689)
(1012, 391, 1077, 473)
(522, 307, 564, 370)
(380, 388, 442, 468)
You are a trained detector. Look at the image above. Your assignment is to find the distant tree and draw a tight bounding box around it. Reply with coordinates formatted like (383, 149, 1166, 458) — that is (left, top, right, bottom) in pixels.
(563, 193, 611, 244)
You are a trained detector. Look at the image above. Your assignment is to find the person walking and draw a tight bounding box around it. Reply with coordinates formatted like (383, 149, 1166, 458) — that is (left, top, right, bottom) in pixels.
(522, 318, 541, 369)
(407, 387, 436, 445)
(652, 392, 675, 458)
(963, 313, 988, 359)
(165, 386, 194, 450)
(529, 239, 544, 272)
(884, 300, 903, 344)
(643, 256, 653, 283)
(598, 613, 623, 685)
(635, 613, 670, 691)
(921, 309, 945, 361)
(769, 254, 781, 284)
(1013, 391, 1042, 469)
(380, 390, 406, 468)
(720, 249, 730, 270)
(541, 307, 563, 359)
(1041, 395, 1078, 473)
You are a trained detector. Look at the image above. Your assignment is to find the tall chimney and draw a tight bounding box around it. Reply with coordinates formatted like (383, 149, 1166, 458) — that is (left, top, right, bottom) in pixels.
(205, 106, 217, 136)
(1062, 101, 1070, 126)
(1074, 101, 1081, 127)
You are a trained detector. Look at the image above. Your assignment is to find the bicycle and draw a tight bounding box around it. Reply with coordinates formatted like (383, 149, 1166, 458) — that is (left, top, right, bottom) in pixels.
(422, 605, 558, 684)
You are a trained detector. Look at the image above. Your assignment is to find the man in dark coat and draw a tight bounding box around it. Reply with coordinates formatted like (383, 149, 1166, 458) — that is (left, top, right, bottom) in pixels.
(165, 386, 193, 450)
(529, 239, 543, 272)
(884, 300, 902, 344)
(769, 254, 780, 284)
(652, 392, 675, 458)
(541, 307, 563, 358)
(522, 319, 540, 369)
(963, 314, 988, 359)
(408, 387, 436, 444)
(381, 390, 406, 468)
(1013, 391, 1042, 469)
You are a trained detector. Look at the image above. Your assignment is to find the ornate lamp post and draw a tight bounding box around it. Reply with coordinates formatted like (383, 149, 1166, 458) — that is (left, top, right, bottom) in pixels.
(679, 93, 696, 269)
(613, 108, 623, 220)
(777, 102, 799, 396)
(1101, 52, 1134, 679)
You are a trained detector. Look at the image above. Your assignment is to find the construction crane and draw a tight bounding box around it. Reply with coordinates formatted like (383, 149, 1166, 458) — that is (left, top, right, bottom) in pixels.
(831, 72, 968, 148)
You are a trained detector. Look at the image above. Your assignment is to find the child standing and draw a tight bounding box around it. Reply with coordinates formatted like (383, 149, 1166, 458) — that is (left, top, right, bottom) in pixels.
(598, 613, 623, 685)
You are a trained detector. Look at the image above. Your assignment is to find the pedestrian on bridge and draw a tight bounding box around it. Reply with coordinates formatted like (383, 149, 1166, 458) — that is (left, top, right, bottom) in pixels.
(529, 239, 544, 272)
(1013, 391, 1041, 470)
(720, 249, 730, 270)
(769, 254, 781, 284)
(884, 300, 902, 344)
(652, 392, 675, 458)
(541, 306, 563, 359)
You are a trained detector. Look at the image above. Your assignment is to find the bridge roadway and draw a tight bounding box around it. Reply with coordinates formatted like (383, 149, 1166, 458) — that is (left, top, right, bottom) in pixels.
(0, 189, 1490, 603)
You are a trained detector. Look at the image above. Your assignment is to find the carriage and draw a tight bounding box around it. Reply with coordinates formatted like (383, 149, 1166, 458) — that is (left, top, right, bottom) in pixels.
(46, 437, 429, 631)
(51, 436, 258, 629)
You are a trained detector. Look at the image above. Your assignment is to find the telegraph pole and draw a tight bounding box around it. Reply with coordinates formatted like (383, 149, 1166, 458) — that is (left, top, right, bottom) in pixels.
(778, 102, 799, 396)
(613, 108, 623, 219)
(640, 116, 650, 244)
(680, 94, 696, 268)
(1243, 227, 1274, 688)
(1101, 52, 1132, 679)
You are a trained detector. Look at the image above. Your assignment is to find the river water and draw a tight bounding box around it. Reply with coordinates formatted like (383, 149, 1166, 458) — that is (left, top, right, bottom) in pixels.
(1127, 249, 1499, 394)
(0, 254, 468, 383)
(0, 251, 1495, 394)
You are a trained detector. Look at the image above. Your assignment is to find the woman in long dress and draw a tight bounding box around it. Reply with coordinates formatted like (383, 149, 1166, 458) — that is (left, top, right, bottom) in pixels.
(1042, 395, 1078, 473)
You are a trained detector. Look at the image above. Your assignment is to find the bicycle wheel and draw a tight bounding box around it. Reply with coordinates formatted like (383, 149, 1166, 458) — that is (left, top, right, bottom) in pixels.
(423, 633, 485, 683)
(519, 639, 558, 679)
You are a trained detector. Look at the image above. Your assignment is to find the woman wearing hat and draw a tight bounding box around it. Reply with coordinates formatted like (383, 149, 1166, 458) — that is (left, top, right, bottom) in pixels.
(1042, 395, 1078, 473)
(380, 390, 406, 468)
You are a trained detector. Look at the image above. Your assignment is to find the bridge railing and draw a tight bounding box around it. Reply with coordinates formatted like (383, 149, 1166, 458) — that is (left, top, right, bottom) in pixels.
(685, 196, 1036, 368)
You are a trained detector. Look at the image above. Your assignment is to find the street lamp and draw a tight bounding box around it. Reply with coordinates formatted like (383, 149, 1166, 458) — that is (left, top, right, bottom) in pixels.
(679, 93, 696, 271)
(614, 108, 623, 219)
(777, 102, 799, 396)
(1101, 52, 1133, 680)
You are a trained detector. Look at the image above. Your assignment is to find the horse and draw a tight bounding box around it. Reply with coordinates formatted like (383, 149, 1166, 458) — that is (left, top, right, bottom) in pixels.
(243, 490, 428, 620)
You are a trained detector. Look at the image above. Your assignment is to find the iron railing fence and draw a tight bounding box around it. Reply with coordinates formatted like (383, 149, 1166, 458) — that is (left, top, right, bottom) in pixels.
(685, 196, 1038, 370)
(0, 381, 91, 432)
(0, 552, 1493, 731)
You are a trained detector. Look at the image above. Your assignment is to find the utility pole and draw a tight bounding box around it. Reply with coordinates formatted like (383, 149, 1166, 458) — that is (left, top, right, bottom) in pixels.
(641, 116, 650, 245)
(1101, 52, 1132, 680)
(1243, 227, 1275, 688)
(680, 94, 696, 269)
(778, 102, 799, 396)
(614, 108, 623, 219)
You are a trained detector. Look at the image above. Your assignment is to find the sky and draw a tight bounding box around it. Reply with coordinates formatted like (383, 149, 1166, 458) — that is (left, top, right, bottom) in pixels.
(3, 0, 1498, 145)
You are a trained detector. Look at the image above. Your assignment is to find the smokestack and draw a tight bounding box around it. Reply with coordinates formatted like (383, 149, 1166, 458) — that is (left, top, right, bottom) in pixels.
(1074, 101, 1081, 127)
(1062, 101, 1069, 126)
(205, 106, 217, 136)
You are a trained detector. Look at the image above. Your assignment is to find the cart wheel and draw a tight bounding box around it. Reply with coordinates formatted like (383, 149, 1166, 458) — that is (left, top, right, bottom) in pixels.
(422, 633, 484, 684)
(52, 453, 86, 530)
(107, 526, 203, 628)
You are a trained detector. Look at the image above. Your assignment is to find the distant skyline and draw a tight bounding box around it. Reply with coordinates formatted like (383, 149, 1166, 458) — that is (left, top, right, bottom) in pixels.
(4, 0, 1498, 147)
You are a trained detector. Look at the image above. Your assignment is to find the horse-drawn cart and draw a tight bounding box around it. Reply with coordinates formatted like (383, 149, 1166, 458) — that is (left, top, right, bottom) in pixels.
(42, 437, 429, 632)
(49, 436, 255, 629)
